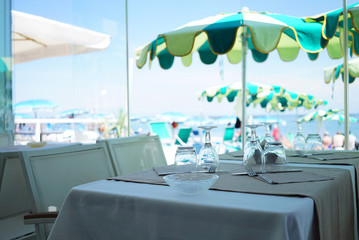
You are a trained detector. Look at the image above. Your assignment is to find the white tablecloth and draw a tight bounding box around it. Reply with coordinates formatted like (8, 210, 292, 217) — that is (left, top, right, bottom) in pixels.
(48, 162, 356, 240)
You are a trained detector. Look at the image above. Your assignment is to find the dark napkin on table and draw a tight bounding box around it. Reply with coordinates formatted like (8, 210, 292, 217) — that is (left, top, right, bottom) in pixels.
(257, 171, 334, 184)
(153, 164, 198, 176)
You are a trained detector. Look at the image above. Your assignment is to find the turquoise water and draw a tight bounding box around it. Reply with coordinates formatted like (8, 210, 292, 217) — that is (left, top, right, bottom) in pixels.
(131, 114, 359, 143)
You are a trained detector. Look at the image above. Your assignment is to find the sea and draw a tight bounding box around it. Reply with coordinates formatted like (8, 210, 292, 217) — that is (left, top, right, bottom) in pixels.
(131, 113, 359, 144)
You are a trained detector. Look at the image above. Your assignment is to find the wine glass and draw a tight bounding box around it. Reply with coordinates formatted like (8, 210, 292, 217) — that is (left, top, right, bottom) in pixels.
(293, 121, 306, 150)
(174, 146, 197, 166)
(263, 121, 275, 143)
(197, 126, 219, 170)
(243, 124, 264, 172)
(263, 141, 287, 172)
(306, 133, 323, 151)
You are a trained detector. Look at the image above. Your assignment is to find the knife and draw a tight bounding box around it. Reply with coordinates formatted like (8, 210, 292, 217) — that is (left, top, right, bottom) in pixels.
(231, 169, 303, 176)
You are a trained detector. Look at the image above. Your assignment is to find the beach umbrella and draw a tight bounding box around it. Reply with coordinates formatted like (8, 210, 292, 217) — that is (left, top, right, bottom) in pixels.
(297, 109, 341, 123)
(56, 108, 90, 118)
(14, 99, 58, 117)
(323, 113, 358, 123)
(305, 2, 359, 149)
(14, 113, 33, 119)
(11, 10, 111, 64)
(324, 58, 359, 84)
(199, 82, 327, 112)
(136, 6, 354, 148)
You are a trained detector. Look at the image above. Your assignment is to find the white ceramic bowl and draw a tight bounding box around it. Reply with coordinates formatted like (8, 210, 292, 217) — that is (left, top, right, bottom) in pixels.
(163, 173, 219, 195)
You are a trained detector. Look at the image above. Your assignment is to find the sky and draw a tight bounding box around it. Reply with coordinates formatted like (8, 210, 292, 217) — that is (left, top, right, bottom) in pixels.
(11, 0, 359, 119)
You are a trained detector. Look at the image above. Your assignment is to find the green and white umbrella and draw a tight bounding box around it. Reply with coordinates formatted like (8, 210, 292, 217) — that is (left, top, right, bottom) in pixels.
(135, 4, 358, 148)
(305, 2, 359, 148)
(324, 58, 359, 84)
(297, 109, 341, 123)
(323, 113, 358, 123)
(136, 10, 351, 69)
(199, 82, 327, 112)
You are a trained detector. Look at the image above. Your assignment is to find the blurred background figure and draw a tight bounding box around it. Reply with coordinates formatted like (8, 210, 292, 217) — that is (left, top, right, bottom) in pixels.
(348, 131, 358, 150)
(272, 124, 280, 141)
(332, 131, 345, 150)
(234, 117, 241, 140)
(322, 131, 332, 150)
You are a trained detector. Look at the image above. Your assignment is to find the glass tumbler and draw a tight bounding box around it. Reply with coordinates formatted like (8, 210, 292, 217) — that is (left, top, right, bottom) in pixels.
(306, 134, 323, 151)
(174, 146, 197, 166)
(263, 142, 287, 171)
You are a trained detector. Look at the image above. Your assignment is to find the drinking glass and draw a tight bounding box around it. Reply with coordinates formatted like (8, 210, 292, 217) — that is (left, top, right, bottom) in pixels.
(263, 141, 287, 171)
(174, 146, 197, 166)
(243, 124, 263, 172)
(293, 121, 306, 150)
(306, 133, 323, 151)
(197, 126, 219, 170)
(263, 121, 275, 143)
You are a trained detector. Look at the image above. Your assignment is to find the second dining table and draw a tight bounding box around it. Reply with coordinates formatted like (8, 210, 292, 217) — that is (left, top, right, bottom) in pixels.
(48, 154, 356, 240)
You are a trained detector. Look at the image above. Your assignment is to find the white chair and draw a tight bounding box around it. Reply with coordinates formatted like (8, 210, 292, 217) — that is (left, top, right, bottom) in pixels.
(97, 135, 167, 176)
(0, 132, 14, 146)
(19, 143, 116, 240)
(0, 153, 35, 240)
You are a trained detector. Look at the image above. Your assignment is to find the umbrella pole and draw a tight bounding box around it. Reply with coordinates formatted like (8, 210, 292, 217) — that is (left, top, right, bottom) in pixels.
(241, 28, 248, 150)
(343, 0, 349, 150)
(125, 0, 131, 137)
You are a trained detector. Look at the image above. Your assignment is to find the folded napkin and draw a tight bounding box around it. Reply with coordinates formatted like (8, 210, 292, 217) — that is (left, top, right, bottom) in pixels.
(219, 151, 243, 160)
(153, 164, 198, 176)
(257, 171, 334, 184)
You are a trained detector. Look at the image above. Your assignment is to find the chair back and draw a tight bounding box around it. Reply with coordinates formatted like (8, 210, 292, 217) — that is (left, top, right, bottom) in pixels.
(174, 127, 192, 145)
(0, 132, 13, 146)
(148, 122, 172, 142)
(223, 127, 235, 142)
(98, 135, 167, 176)
(19, 143, 115, 239)
(0, 143, 81, 239)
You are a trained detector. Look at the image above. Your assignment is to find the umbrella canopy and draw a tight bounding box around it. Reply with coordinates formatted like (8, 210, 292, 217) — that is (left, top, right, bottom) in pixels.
(199, 82, 327, 112)
(323, 113, 358, 123)
(297, 109, 341, 123)
(12, 10, 111, 64)
(14, 113, 33, 119)
(56, 108, 90, 118)
(324, 58, 359, 84)
(304, 2, 359, 59)
(14, 99, 58, 112)
(14, 99, 58, 118)
(135, 4, 356, 148)
(136, 9, 355, 70)
(305, 2, 359, 149)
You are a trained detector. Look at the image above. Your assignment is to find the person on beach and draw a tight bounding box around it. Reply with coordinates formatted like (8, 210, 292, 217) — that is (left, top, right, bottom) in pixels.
(332, 131, 345, 149)
(234, 117, 242, 141)
(272, 124, 280, 141)
(322, 131, 332, 150)
(347, 131, 357, 150)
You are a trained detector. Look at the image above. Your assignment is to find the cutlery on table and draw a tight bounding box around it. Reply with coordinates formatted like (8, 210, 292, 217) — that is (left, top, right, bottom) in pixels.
(231, 169, 302, 176)
(245, 165, 275, 184)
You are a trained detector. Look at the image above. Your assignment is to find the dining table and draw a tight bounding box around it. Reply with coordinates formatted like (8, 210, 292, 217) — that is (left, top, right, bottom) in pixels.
(47, 150, 358, 240)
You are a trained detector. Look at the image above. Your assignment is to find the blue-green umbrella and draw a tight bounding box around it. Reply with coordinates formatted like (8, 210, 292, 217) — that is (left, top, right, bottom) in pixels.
(136, 4, 358, 148)
(324, 58, 359, 84)
(56, 108, 90, 118)
(14, 99, 58, 118)
(199, 82, 327, 112)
